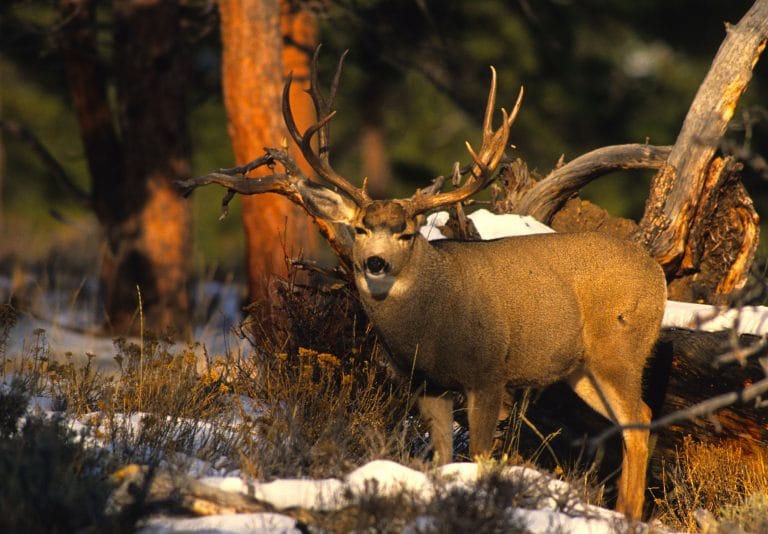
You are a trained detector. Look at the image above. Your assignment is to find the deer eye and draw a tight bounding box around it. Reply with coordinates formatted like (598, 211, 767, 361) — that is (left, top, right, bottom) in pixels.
(355, 227, 368, 236)
(399, 233, 415, 241)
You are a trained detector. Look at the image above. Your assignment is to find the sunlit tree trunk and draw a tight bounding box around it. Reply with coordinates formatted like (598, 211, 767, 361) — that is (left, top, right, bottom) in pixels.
(59, 0, 191, 335)
(218, 0, 319, 306)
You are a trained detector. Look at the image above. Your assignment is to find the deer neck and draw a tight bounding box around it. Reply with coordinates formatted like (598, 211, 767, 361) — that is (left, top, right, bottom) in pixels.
(354, 236, 448, 378)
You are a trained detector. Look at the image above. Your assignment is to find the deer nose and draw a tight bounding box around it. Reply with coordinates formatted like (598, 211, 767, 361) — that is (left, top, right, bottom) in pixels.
(365, 255, 388, 274)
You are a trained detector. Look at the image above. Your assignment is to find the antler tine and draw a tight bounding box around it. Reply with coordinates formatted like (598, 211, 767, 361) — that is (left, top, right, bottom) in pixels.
(309, 46, 349, 163)
(482, 67, 498, 137)
(408, 68, 523, 215)
(282, 49, 370, 206)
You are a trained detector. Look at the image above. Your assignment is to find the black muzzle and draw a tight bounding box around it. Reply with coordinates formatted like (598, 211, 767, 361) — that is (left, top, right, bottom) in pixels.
(365, 255, 388, 274)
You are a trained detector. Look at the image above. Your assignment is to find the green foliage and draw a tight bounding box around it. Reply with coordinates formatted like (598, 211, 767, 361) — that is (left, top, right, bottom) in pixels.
(3, 0, 767, 271)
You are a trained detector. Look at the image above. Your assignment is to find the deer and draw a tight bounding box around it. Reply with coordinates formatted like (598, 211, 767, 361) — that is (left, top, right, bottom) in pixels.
(178, 50, 667, 520)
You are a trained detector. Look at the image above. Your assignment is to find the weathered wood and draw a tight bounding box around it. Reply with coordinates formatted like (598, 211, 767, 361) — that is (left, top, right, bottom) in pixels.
(515, 144, 671, 224)
(637, 0, 768, 273)
(108, 464, 276, 517)
(667, 158, 761, 302)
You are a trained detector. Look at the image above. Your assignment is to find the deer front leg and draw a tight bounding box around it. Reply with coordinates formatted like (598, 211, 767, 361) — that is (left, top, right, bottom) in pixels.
(466, 386, 504, 460)
(418, 393, 454, 464)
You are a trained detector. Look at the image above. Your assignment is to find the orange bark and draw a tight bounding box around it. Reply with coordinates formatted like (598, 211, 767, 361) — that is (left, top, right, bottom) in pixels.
(218, 0, 319, 305)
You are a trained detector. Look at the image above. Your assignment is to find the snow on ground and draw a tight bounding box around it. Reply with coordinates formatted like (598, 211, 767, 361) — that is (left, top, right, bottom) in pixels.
(139, 513, 299, 534)
(4, 279, 248, 371)
(139, 460, 642, 534)
(6, 380, 680, 534)
(1, 210, 751, 532)
(9, 388, 652, 533)
(663, 299, 768, 336)
(7, 388, 663, 533)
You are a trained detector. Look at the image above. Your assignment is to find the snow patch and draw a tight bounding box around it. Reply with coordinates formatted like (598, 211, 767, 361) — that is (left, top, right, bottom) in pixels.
(138, 512, 300, 534)
(663, 300, 768, 336)
(421, 209, 554, 241)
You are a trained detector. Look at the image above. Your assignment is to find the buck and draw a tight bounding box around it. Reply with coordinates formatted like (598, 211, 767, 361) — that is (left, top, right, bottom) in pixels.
(180, 52, 667, 519)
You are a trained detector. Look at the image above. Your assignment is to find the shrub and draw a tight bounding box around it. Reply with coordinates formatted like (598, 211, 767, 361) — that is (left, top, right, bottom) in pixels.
(0, 414, 118, 533)
(233, 275, 417, 479)
(654, 435, 768, 532)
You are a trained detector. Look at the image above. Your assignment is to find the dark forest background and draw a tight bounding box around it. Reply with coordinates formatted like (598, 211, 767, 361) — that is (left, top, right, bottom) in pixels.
(2, 0, 767, 277)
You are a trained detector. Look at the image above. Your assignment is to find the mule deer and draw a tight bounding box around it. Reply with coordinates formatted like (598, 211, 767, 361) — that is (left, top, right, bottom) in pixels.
(180, 51, 667, 519)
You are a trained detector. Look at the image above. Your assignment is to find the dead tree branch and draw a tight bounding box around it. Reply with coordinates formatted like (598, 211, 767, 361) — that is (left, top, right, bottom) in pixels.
(638, 0, 768, 270)
(515, 144, 672, 223)
(176, 148, 355, 272)
(108, 464, 277, 516)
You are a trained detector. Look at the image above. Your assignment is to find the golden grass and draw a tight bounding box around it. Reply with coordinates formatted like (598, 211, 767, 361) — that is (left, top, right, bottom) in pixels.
(654, 435, 768, 532)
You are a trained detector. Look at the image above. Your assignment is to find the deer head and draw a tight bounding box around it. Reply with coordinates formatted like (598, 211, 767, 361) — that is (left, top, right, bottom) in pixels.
(273, 50, 523, 298)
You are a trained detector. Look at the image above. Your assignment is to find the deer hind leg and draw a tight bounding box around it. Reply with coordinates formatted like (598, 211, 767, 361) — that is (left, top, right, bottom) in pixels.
(568, 369, 651, 520)
(418, 393, 454, 464)
(466, 385, 505, 460)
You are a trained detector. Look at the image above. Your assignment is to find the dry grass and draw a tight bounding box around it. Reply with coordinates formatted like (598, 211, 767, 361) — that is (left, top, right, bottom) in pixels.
(11, 274, 768, 532)
(230, 275, 419, 479)
(654, 435, 768, 532)
(0, 274, 419, 497)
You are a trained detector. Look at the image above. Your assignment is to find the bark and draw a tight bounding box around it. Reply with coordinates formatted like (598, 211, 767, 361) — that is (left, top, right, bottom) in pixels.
(218, 0, 319, 305)
(514, 144, 672, 224)
(665, 158, 760, 302)
(59, 0, 192, 335)
(637, 0, 767, 289)
(492, 145, 669, 239)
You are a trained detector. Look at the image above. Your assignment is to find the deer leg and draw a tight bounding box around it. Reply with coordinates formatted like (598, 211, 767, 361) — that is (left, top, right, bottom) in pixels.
(418, 393, 454, 464)
(466, 386, 504, 460)
(568, 370, 650, 520)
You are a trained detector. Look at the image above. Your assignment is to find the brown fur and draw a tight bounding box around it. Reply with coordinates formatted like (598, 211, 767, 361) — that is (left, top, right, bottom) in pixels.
(340, 200, 666, 520)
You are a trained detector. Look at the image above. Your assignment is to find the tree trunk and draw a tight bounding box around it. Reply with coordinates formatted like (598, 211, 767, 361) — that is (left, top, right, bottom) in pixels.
(59, 0, 192, 336)
(218, 0, 319, 306)
(636, 0, 768, 301)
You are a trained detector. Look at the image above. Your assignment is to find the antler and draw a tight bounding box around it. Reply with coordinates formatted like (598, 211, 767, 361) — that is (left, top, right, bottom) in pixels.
(283, 47, 371, 207)
(408, 68, 523, 215)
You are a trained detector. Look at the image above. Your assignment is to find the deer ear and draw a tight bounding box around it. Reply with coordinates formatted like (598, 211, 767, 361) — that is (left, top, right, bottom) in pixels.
(298, 181, 358, 224)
